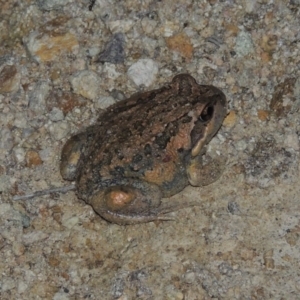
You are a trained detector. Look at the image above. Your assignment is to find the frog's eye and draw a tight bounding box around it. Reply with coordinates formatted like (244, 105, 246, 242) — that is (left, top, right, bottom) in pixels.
(199, 104, 214, 122)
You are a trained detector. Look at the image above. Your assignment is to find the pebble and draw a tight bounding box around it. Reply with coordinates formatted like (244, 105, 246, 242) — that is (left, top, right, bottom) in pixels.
(102, 63, 122, 80)
(62, 216, 80, 229)
(161, 21, 180, 37)
(284, 133, 299, 151)
(0, 65, 20, 93)
(70, 70, 100, 100)
(0, 203, 11, 215)
(25, 150, 43, 168)
(25, 31, 79, 63)
(14, 147, 26, 163)
(17, 281, 28, 294)
(108, 20, 134, 34)
(257, 109, 270, 122)
(223, 110, 237, 128)
(293, 77, 300, 98)
(1, 278, 16, 292)
(48, 121, 70, 141)
(21, 213, 31, 228)
(46, 90, 88, 115)
(141, 17, 158, 34)
(127, 59, 158, 87)
(270, 77, 296, 117)
(95, 96, 116, 110)
(37, 0, 73, 11)
(165, 289, 184, 300)
(13, 112, 28, 128)
(53, 292, 70, 300)
(234, 30, 254, 57)
(22, 231, 49, 245)
(49, 107, 64, 122)
(183, 271, 196, 284)
(12, 241, 26, 256)
(96, 33, 125, 64)
(0, 175, 11, 192)
(28, 81, 50, 115)
(166, 32, 193, 59)
(0, 127, 14, 150)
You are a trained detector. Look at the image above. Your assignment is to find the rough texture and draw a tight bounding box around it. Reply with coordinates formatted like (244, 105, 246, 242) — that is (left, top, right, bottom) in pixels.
(60, 74, 227, 225)
(0, 0, 300, 299)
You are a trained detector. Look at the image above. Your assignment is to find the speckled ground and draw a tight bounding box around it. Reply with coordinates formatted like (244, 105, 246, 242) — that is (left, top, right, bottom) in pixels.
(1, 1, 300, 299)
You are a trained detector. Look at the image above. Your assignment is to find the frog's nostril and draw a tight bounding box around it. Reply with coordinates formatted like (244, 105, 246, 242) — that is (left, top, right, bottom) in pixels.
(199, 105, 214, 122)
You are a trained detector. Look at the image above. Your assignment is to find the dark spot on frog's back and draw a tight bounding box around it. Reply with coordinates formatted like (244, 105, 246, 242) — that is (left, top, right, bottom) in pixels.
(155, 132, 171, 149)
(115, 149, 124, 160)
(119, 128, 132, 142)
(132, 154, 143, 164)
(101, 151, 113, 166)
(110, 166, 125, 177)
(133, 121, 146, 132)
(144, 144, 152, 156)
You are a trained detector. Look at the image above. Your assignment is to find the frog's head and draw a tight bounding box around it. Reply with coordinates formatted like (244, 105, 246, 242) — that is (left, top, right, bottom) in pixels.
(189, 84, 227, 157)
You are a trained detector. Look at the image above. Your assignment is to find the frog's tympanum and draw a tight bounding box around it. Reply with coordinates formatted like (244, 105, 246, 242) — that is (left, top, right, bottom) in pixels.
(60, 74, 227, 225)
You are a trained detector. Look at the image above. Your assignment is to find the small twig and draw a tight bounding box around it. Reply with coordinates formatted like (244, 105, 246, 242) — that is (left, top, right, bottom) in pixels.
(12, 184, 76, 201)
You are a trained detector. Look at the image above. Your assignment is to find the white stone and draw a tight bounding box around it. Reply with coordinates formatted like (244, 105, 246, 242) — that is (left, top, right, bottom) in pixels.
(108, 20, 134, 33)
(48, 121, 70, 141)
(62, 216, 79, 229)
(0, 203, 11, 215)
(0, 127, 14, 150)
(22, 231, 48, 245)
(14, 147, 26, 163)
(103, 63, 121, 80)
(17, 281, 28, 294)
(127, 59, 158, 87)
(37, 0, 73, 11)
(234, 31, 254, 57)
(96, 96, 116, 110)
(28, 81, 51, 114)
(53, 292, 69, 300)
(284, 133, 299, 151)
(49, 107, 64, 122)
(0, 175, 11, 192)
(1, 278, 15, 292)
(70, 70, 100, 100)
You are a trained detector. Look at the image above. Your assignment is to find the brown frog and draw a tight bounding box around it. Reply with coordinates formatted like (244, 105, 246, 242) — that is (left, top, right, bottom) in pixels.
(60, 74, 227, 225)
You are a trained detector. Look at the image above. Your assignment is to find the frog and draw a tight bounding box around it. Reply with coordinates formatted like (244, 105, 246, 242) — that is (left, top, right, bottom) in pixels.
(60, 74, 227, 225)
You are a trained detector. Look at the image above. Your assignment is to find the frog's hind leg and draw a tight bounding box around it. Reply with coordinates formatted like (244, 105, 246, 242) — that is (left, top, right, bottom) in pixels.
(186, 154, 226, 187)
(60, 132, 87, 181)
(87, 179, 169, 225)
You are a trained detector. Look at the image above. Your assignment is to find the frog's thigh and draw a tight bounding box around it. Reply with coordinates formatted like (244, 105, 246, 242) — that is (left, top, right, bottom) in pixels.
(87, 180, 164, 225)
(60, 132, 87, 181)
(186, 155, 226, 186)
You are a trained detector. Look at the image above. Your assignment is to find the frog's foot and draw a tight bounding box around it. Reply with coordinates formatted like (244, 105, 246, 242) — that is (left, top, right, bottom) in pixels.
(87, 180, 166, 225)
(187, 154, 226, 187)
(60, 132, 87, 181)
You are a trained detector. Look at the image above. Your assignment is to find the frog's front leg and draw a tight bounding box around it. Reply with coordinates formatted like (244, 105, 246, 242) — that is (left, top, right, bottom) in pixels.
(186, 154, 226, 187)
(86, 179, 175, 225)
